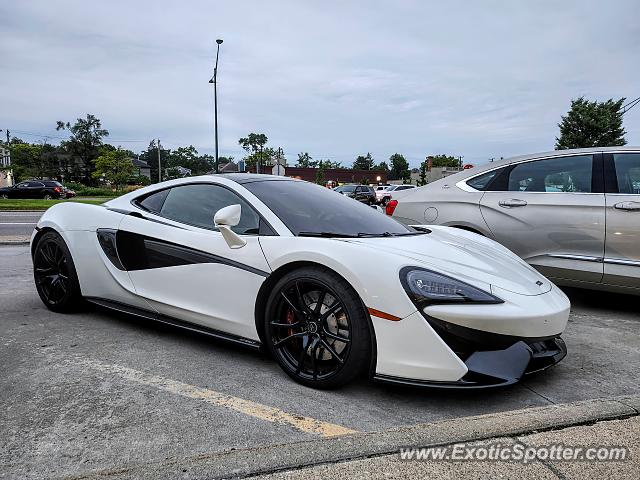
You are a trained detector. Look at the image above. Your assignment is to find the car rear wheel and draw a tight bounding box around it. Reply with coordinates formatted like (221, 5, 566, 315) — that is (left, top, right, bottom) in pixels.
(0, 194, 8, 199)
(264, 267, 371, 389)
(43, 193, 53, 200)
(33, 231, 83, 312)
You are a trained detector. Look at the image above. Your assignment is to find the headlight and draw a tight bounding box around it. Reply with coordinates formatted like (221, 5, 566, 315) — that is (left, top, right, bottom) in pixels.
(400, 267, 503, 306)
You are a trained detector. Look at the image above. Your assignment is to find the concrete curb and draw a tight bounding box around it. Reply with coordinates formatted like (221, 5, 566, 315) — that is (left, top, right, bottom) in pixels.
(64, 394, 640, 480)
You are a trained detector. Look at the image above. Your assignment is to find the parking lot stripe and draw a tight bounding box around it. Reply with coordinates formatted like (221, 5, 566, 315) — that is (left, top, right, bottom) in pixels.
(81, 358, 358, 437)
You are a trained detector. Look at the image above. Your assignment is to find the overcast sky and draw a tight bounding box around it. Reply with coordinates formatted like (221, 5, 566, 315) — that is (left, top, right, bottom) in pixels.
(1, 0, 639, 168)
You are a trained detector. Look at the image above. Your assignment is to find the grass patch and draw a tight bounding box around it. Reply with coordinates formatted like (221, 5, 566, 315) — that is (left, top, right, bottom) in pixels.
(0, 197, 117, 211)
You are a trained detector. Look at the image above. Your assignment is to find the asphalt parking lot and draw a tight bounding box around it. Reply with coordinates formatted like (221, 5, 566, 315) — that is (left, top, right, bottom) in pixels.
(1, 243, 639, 479)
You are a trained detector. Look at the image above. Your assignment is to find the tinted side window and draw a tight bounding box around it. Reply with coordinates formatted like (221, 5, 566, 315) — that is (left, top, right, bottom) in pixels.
(613, 153, 640, 194)
(159, 184, 260, 235)
(467, 170, 499, 191)
(507, 155, 592, 193)
(136, 189, 169, 213)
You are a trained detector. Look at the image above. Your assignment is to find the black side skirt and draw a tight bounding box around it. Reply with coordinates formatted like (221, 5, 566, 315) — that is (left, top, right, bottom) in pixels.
(85, 297, 262, 350)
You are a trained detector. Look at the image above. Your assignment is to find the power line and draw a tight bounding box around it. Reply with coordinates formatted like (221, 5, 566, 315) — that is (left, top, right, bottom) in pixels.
(622, 96, 640, 115)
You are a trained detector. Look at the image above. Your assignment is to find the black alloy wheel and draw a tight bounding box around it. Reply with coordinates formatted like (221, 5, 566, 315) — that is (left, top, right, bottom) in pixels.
(265, 267, 371, 389)
(33, 231, 82, 312)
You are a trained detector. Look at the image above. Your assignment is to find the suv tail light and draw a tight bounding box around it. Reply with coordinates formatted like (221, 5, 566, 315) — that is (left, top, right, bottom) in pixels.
(54, 187, 62, 193)
(386, 199, 398, 216)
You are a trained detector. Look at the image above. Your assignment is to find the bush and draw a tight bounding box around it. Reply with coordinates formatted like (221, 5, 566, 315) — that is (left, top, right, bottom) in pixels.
(63, 182, 115, 196)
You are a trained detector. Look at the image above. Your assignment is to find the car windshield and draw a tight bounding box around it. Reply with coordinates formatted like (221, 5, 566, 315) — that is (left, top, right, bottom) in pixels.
(244, 180, 416, 237)
(335, 185, 356, 193)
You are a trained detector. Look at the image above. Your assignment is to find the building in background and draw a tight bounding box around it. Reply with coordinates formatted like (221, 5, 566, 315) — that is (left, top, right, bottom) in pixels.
(0, 145, 13, 187)
(132, 157, 151, 179)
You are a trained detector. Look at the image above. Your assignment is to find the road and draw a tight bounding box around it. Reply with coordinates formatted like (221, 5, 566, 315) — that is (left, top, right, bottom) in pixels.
(0, 211, 41, 240)
(1, 244, 639, 479)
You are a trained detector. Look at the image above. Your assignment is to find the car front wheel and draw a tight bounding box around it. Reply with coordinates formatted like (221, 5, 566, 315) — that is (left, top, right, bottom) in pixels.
(33, 231, 83, 312)
(264, 266, 371, 389)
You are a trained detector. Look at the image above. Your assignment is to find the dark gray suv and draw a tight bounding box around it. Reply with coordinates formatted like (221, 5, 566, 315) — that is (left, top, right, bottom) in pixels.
(334, 184, 376, 205)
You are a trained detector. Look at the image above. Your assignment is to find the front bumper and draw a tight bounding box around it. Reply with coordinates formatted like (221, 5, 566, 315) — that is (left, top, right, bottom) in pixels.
(374, 336, 566, 389)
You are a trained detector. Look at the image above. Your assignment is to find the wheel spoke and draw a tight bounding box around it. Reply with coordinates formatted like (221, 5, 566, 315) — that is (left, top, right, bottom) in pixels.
(320, 339, 344, 364)
(310, 338, 320, 380)
(320, 301, 342, 321)
(270, 320, 302, 329)
(313, 289, 327, 315)
(273, 331, 306, 349)
(294, 281, 313, 315)
(280, 291, 300, 313)
(322, 328, 350, 343)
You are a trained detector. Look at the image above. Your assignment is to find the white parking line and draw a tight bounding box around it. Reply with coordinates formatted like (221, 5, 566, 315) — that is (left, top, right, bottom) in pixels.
(79, 358, 358, 437)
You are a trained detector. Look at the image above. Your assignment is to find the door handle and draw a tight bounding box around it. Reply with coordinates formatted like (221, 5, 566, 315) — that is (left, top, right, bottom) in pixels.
(498, 199, 528, 208)
(614, 201, 640, 211)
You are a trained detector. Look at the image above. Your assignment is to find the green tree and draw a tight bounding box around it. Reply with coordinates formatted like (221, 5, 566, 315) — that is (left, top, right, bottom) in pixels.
(239, 133, 269, 171)
(56, 114, 109, 183)
(92, 148, 135, 190)
(168, 145, 213, 175)
(296, 152, 318, 168)
(315, 160, 325, 185)
(556, 97, 627, 149)
(417, 160, 428, 186)
(429, 154, 460, 168)
(389, 153, 410, 181)
(319, 159, 342, 169)
(353, 152, 374, 170)
(374, 161, 390, 177)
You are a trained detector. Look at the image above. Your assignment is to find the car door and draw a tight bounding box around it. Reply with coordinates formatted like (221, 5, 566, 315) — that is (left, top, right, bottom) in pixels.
(479, 153, 605, 283)
(14, 182, 31, 198)
(117, 182, 273, 341)
(603, 152, 640, 289)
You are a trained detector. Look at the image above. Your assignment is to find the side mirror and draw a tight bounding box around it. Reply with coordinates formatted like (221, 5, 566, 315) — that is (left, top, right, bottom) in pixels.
(214, 204, 246, 249)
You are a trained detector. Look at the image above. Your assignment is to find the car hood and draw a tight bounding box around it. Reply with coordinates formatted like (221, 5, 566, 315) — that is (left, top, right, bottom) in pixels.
(343, 226, 552, 296)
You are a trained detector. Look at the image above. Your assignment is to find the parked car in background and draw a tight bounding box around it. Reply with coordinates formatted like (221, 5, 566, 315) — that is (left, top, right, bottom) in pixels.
(334, 184, 376, 205)
(0, 180, 66, 199)
(390, 147, 640, 295)
(374, 184, 417, 205)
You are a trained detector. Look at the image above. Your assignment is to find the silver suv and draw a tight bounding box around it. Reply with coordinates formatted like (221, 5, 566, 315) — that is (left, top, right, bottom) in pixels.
(391, 147, 640, 295)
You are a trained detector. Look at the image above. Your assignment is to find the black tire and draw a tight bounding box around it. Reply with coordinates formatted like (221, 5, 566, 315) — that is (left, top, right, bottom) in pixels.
(33, 231, 83, 312)
(264, 266, 371, 389)
(43, 193, 53, 200)
(0, 194, 8, 199)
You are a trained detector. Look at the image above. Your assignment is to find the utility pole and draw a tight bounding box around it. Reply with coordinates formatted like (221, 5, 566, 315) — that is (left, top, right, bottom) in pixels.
(157, 139, 162, 183)
(209, 39, 224, 174)
(275, 147, 284, 176)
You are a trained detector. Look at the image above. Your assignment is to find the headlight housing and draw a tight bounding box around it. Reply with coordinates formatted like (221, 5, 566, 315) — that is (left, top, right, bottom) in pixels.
(400, 267, 503, 307)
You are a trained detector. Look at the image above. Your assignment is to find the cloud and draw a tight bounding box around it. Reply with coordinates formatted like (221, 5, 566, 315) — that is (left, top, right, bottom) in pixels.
(1, 0, 638, 168)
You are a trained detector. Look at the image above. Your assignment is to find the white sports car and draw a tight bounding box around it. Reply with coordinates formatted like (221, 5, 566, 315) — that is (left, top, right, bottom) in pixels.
(31, 174, 570, 389)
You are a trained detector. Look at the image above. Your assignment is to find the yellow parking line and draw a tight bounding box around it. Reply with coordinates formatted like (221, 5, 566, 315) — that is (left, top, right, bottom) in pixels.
(80, 359, 357, 438)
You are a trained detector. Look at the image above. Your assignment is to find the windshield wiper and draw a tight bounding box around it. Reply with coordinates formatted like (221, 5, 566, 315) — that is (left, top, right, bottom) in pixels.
(298, 231, 358, 238)
(356, 231, 428, 237)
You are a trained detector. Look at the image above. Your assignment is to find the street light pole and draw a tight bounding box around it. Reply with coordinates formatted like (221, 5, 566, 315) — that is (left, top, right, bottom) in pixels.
(209, 39, 224, 174)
